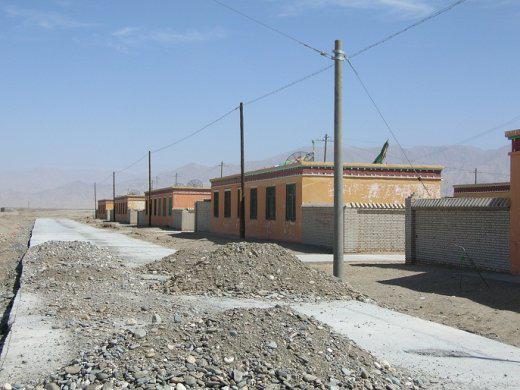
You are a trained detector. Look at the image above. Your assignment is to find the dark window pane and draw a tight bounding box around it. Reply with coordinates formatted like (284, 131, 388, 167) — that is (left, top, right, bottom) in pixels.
(286, 184, 296, 221)
(224, 191, 231, 218)
(266, 186, 276, 220)
(250, 188, 257, 220)
(213, 192, 219, 218)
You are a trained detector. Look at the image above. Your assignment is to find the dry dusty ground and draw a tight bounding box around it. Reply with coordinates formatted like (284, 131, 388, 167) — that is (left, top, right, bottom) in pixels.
(79, 216, 520, 348)
(0, 209, 89, 341)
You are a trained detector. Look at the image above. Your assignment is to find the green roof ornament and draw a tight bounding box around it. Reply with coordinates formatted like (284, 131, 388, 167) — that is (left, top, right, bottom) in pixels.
(373, 140, 389, 164)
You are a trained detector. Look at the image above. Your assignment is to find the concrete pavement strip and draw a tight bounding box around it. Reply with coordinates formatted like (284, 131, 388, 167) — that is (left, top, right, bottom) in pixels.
(296, 253, 405, 263)
(1, 218, 518, 389)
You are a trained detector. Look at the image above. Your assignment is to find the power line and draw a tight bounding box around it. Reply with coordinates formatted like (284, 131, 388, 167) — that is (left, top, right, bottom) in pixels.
(117, 152, 148, 173)
(411, 113, 520, 162)
(349, 0, 468, 59)
(346, 58, 433, 197)
(152, 106, 239, 154)
(209, 0, 331, 59)
(244, 64, 333, 106)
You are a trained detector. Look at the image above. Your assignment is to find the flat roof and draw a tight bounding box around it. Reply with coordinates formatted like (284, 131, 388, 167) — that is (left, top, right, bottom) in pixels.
(211, 161, 443, 186)
(145, 186, 211, 195)
(114, 195, 146, 201)
(97, 199, 114, 203)
(453, 182, 510, 189)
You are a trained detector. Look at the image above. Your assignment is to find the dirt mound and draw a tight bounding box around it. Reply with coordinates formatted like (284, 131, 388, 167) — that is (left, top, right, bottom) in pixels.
(144, 242, 360, 301)
(40, 306, 423, 389)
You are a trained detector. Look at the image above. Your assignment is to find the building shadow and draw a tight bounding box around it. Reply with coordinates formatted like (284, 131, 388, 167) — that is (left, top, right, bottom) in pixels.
(351, 262, 520, 313)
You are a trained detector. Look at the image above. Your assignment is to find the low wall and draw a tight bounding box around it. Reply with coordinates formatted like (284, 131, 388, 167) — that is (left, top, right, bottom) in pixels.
(173, 209, 195, 231)
(194, 201, 211, 232)
(301, 203, 405, 253)
(406, 197, 510, 273)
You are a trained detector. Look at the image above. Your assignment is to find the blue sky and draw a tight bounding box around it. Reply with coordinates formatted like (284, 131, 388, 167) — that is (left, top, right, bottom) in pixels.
(1, 0, 519, 174)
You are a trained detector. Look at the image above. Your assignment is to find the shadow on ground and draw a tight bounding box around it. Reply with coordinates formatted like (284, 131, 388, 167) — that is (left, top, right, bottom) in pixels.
(352, 262, 520, 313)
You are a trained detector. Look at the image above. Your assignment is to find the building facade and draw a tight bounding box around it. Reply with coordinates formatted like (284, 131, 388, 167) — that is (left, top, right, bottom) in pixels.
(96, 199, 114, 220)
(114, 195, 146, 224)
(210, 162, 442, 243)
(453, 182, 510, 198)
(144, 186, 211, 227)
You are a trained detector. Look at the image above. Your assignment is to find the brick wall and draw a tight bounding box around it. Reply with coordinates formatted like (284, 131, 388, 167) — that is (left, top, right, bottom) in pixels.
(195, 201, 211, 232)
(301, 204, 405, 253)
(406, 197, 510, 273)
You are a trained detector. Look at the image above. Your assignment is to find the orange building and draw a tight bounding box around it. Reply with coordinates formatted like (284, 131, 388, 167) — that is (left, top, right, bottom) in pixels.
(506, 129, 520, 274)
(114, 195, 146, 224)
(96, 199, 114, 220)
(453, 182, 510, 199)
(144, 186, 211, 227)
(210, 161, 442, 242)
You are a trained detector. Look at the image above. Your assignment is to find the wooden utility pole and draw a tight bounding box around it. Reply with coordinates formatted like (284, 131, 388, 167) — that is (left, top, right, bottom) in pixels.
(112, 171, 116, 222)
(220, 161, 224, 178)
(333, 39, 345, 279)
(239, 102, 246, 240)
(94, 182, 97, 218)
(148, 151, 152, 227)
(323, 134, 329, 162)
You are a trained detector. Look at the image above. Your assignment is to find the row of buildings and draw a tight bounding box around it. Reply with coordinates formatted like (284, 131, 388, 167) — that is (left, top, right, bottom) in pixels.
(96, 129, 520, 275)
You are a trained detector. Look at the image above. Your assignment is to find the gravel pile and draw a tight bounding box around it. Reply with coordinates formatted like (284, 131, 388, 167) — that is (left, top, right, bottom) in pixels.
(144, 242, 360, 301)
(39, 306, 426, 389)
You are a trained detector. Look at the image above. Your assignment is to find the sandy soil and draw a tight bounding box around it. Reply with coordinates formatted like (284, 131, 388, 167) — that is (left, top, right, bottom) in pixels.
(78, 216, 520, 348)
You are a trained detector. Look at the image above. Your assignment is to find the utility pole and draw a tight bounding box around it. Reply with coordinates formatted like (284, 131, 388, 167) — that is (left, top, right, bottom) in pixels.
(323, 134, 329, 162)
(312, 140, 315, 159)
(94, 182, 97, 218)
(112, 171, 116, 222)
(220, 161, 224, 178)
(474, 168, 478, 184)
(175, 173, 178, 186)
(333, 39, 345, 279)
(239, 102, 246, 240)
(148, 151, 152, 227)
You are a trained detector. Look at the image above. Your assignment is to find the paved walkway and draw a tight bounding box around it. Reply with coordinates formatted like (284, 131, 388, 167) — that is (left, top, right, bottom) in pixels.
(296, 253, 405, 263)
(30, 218, 175, 267)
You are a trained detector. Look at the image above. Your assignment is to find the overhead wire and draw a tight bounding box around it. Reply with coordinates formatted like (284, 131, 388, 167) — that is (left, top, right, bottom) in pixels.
(349, 0, 468, 59)
(209, 0, 331, 59)
(345, 58, 433, 197)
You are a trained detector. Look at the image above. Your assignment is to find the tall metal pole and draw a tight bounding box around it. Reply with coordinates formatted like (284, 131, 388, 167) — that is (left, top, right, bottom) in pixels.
(333, 40, 345, 279)
(148, 151, 152, 227)
(474, 168, 478, 184)
(112, 171, 116, 222)
(324, 134, 329, 162)
(239, 102, 246, 240)
(175, 173, 178, 186)
(312, 140, 315, 158)
(94, 182, 97, 218)
(220, 161, 224, 178)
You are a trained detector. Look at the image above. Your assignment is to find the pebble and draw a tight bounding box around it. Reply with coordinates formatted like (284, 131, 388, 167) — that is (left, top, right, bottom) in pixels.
(186, 355, 196, 364)
(152, 313, 162, 325)
(175, 385, 186, 390)
(224, 356, 235, 364)
(45, 384, 59, 390)
(2, 384, 12, 390)
(64, 365, 81, 375)
(267, 341, 278, 349)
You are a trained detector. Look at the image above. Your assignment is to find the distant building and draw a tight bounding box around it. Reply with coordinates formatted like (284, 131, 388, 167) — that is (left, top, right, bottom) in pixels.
(114, 195, 146, 224)
(209, 161, 442, 243)
(453, 182, 510, 199)
(506, 129, 520, 274)
(144, 186, 211, 228)
(96, 199, 114, 220)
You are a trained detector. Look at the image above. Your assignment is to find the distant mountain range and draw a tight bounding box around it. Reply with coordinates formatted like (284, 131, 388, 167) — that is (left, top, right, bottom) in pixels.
(0, 144, 510, 209)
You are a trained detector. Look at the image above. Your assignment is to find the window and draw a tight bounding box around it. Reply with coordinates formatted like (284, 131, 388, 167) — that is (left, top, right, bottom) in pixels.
(237, 188, 242, 219)
(213, 192, 219, 218)
(154, 198, 157, 216)
(266, 186, 276, 220)
(163, 198, 167, 216)
(250, 188, 257, 220)
(168, 197, 172, 216)
(286, 184, 296, 221)
(224, 190, 231, 218)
